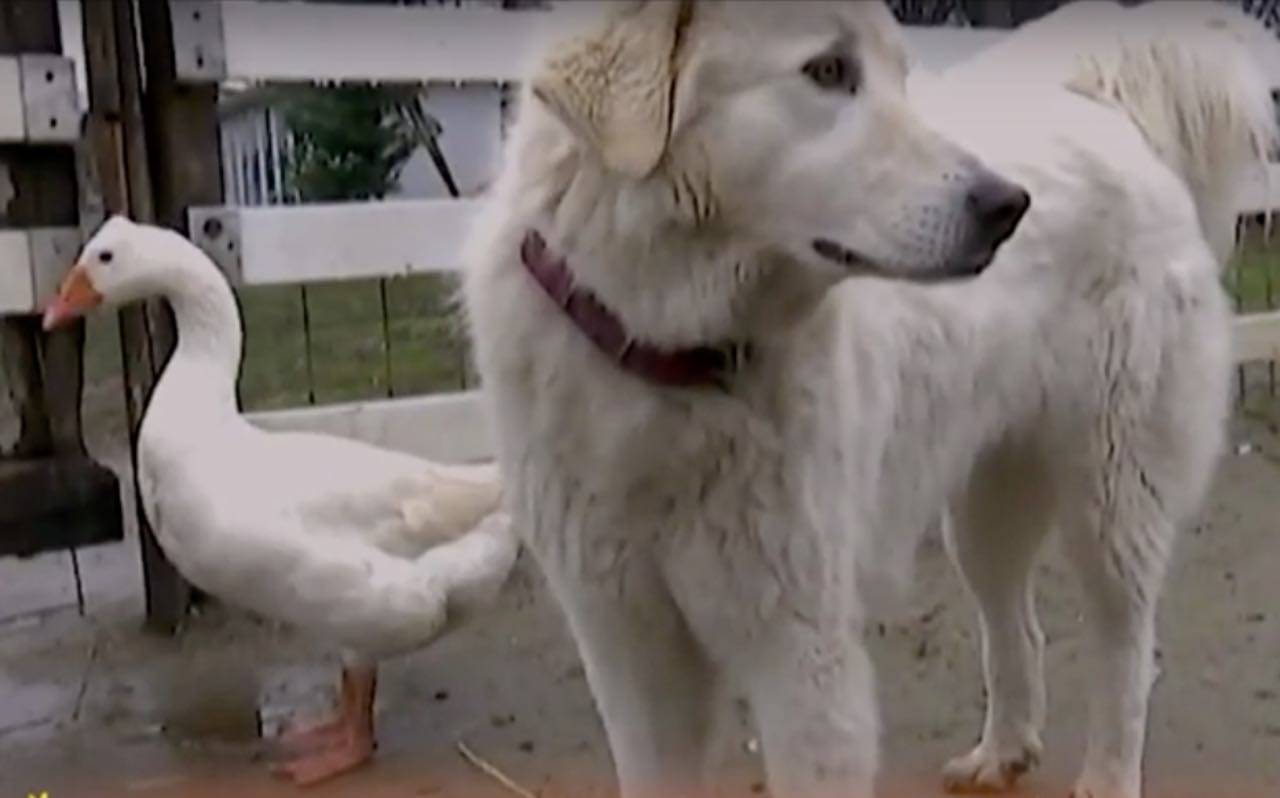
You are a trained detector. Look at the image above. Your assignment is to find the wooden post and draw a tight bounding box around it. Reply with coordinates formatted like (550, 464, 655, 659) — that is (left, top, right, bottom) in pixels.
(78, 0, 203, 632)
(140, 0, 223, 619)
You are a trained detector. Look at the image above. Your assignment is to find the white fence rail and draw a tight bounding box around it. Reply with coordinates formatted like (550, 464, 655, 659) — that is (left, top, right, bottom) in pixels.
(248, 390, 492, 463)
(1239, 164, 1280, 215)
(189, 199, 481, 285)
(172, 1, 589, 84)
(173, 2, 1021, 86)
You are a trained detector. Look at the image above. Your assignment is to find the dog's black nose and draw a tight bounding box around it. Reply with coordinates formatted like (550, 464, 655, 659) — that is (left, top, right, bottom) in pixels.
(966, 176, 1030, 249)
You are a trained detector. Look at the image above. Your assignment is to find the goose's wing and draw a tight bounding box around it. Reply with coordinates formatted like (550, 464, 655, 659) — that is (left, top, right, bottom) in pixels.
(152, 468, 516, 658)
(238, 429, 503, 557)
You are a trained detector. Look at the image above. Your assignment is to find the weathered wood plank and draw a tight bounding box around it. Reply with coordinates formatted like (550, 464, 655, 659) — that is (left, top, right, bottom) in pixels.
(0, 1, 84, 462)
(79, 0, 195, 632)
(0, 0, 120, 561)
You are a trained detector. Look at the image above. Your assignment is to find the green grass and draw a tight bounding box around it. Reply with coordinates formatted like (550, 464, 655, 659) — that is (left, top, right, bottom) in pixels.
(1229, 233, 1280, 314)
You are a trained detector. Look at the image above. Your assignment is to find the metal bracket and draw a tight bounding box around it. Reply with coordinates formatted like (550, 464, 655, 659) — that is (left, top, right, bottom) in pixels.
(19, 55, 81, 142)
(188, 206, 243, 283)
(169, 1, 228, 83)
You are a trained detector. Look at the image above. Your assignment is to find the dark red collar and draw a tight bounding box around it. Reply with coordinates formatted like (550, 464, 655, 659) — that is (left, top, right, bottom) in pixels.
(519, 230, 750, 390)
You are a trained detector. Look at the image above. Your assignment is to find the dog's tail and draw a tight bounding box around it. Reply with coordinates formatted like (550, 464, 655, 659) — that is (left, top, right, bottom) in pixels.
(1064, 3, 1278, 263)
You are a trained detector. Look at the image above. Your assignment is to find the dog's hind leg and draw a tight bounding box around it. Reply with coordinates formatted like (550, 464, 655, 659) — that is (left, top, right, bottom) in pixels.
(551, 565, 717, 798)
(1059, 491, 1172, 798)
(942, 444, 1053, 794)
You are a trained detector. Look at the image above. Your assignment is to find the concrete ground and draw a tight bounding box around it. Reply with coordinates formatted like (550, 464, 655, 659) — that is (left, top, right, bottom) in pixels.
(1, 410, 1277, 798)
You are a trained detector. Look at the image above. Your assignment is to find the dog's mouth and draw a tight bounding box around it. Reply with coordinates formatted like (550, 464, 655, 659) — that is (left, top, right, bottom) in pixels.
(812, 238, 883, 276)
(812, 237, 997, 283)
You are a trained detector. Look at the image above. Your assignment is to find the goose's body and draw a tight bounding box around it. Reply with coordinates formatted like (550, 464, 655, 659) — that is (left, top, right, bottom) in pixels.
(45, 216, 517, 784)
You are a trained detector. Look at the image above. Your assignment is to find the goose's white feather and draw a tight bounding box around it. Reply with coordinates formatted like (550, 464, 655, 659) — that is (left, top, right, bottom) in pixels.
(86, 217, 515, 660)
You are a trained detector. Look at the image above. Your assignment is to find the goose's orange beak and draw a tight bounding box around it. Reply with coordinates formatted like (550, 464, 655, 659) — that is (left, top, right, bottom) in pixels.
(42, 264, 102, 331)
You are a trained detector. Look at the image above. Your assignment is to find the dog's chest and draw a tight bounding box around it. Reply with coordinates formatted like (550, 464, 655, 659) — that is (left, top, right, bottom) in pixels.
(503, 353, 830, 568)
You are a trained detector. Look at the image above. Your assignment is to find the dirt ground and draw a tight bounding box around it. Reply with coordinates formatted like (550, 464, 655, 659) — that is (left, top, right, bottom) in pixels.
(0, 414, 1277, 798)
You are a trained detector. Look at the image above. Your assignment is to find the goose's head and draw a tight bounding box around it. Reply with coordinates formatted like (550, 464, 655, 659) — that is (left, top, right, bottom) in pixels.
(43, 215, 196, 330)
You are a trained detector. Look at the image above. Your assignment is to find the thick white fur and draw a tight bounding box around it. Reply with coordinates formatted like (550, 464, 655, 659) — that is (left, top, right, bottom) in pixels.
(462, 3, 1277, 798)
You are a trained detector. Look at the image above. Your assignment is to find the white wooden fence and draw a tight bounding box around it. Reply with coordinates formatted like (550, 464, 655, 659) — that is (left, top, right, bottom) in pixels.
(13, 1, 1275, 462)
(0, 49, 82, 314)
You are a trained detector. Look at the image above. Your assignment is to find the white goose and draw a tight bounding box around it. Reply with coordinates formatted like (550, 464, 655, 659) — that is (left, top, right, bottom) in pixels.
(43, 216, 518, 785)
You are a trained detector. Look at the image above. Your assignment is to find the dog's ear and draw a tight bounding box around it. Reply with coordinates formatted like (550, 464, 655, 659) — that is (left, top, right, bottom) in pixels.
(531, 0, 694, 178)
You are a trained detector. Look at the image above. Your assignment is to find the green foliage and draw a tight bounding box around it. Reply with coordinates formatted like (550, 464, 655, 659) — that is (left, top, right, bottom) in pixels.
(281, 84, 419, 202)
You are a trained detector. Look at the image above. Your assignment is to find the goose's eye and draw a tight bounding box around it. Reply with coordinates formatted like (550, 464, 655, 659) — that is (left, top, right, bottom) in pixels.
(98, 250, 113, 264)
(803, 53, 860, 95)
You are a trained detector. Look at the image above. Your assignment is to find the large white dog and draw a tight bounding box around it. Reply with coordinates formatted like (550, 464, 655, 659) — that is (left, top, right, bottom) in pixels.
(462, 3, 1277, 798)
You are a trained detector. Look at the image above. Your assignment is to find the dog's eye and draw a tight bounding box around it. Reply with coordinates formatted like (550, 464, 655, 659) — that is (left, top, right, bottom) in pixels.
(98, 250, 114, 264)
(803, 53, 859, 94)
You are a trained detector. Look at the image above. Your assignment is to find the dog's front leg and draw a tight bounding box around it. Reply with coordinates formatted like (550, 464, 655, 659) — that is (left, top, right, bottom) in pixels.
(549, 563, 717, 798)
(744, 623, 879, 798)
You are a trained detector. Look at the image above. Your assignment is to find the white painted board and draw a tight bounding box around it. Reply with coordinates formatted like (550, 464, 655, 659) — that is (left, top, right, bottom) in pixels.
(247, 390, 493, 464)
(193, 199, 482, 285)
(1238, 163, 1280, 215)
(199, 182, 1280, 287)
(215, 1, 603, 84)
(205, 5, 1027, 87)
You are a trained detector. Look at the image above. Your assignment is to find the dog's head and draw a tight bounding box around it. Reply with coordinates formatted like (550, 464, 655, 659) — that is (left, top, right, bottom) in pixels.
(529, 1, 1028, 328)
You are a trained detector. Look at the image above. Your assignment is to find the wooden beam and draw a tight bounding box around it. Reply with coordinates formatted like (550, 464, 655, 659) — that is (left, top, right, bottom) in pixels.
(0, 2, 60, 55)
(0, 0, 84, 461)
(139, 0, 224, 624)
(0, 0, 122, 562)
(79, 0, 197, 632)
(177, 1, 589, 84)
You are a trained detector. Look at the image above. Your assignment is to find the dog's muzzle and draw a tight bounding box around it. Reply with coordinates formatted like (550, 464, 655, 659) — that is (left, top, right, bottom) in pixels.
(812, 171, 1030, 282)
(954, 172, 1031, 276)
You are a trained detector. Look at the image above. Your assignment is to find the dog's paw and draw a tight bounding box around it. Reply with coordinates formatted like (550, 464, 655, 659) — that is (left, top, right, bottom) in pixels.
(941, 740, 1041, 793)
(1068, 773, 1139, 798)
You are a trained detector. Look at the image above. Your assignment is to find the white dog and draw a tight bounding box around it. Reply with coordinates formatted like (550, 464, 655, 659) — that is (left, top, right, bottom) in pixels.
(462, 3, 1277, 798)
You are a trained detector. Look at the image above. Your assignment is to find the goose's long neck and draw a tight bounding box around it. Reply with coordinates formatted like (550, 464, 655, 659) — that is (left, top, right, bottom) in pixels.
(156, 258, 243, 413)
